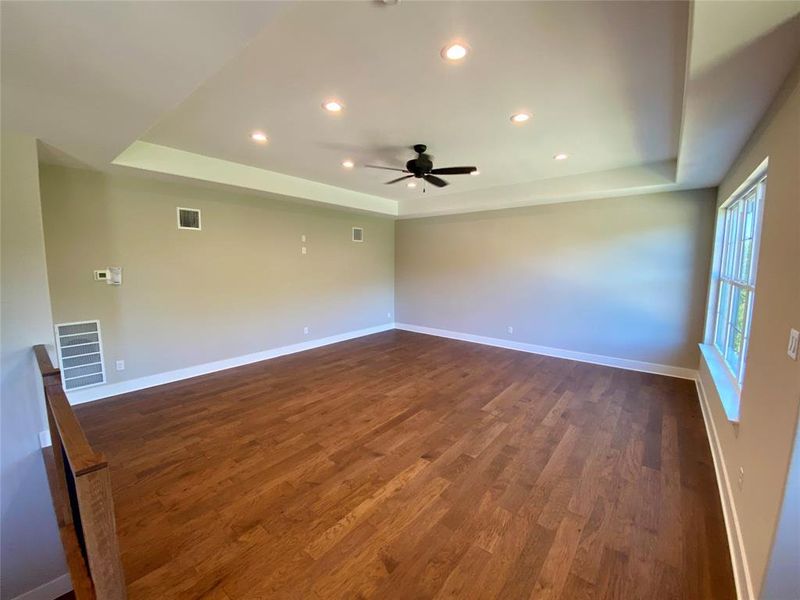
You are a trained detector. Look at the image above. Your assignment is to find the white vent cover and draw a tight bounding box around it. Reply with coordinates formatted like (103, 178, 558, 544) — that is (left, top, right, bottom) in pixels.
(352, 227, 364, 242)
(177, 207, 201, 230)
(55, 321, 106, 391)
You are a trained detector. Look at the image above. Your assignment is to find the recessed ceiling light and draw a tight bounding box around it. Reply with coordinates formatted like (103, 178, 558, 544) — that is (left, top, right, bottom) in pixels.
(470, 169, 480, 176)
(322, 100, 344, 113)
(407, 181, 417, 188)
(250, 131, 268, 143)
(510, 112, 531, 124)
(342, 159, 354, 169)
(442, 42, 468, 62)
(554, 153, 569, 161)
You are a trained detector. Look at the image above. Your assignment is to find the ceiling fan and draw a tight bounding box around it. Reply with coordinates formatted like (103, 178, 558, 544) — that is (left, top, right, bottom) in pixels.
(366, 144, 477, 187)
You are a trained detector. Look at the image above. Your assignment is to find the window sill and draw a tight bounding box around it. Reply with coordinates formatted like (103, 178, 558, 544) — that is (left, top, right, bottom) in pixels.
(699, 344, 741, 423)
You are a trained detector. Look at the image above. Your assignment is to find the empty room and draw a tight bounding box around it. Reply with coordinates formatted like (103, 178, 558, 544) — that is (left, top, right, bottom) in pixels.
(1, 1, 799, 599)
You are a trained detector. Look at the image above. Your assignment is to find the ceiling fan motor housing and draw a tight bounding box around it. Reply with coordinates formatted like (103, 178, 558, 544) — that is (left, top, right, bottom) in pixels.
(408, 145, 433, 177)
(407, 156, 433, 177)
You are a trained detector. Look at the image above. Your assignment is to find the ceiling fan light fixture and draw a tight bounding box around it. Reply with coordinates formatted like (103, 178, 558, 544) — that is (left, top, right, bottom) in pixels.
(322, 99, 344, 113)
(441, 42, 469, 62)
(510, 112, 531, 124)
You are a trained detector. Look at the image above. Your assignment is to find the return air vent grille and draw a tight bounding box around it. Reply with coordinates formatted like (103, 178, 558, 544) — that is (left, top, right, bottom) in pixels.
(352, 227, 364, 242)
(177, 207, 201, 230)
(55, 320, 106, 391)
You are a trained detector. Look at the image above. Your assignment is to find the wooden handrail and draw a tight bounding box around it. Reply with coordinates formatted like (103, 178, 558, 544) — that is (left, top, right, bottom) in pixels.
(46, 384, 107, 476)
(34, 344, 126, 600)
(34, 344, 60, 377)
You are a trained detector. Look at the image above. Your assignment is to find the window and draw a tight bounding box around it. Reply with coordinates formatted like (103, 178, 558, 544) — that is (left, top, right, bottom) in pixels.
(710, 171, 766, 387)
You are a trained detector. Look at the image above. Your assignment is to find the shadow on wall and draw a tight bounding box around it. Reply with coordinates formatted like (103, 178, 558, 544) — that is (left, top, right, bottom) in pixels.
(396, 192, 715, 368)
(595, 0, 689, 164)
(680, 13, 800, 183)
(41, 170, 126, 382)
(0, 356, 69, 599)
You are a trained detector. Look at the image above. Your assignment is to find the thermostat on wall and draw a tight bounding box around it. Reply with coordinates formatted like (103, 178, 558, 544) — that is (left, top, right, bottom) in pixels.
(94, 268, 122, 285)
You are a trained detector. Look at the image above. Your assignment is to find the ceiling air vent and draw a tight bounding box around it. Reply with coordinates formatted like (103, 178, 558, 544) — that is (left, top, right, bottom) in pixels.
(177, 207, 201, 230)
(352, 227, 364, 242)
(55, 320, 106, 391)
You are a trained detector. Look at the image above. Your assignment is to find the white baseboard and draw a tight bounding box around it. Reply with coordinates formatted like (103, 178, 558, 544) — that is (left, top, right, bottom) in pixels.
(395, 323, 697, 380)
(695, 376, 753, 600)
(66, 323, 395, 406)
(11, 573, 72, 600)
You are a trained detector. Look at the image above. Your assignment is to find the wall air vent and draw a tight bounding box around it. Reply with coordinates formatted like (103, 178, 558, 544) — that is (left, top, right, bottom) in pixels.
(352, 227, 364, 242)
(55, 320, 106, 391)
(177, 207, 201, 230)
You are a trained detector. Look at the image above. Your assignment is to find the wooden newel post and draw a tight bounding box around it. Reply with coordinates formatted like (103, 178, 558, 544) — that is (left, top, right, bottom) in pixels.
(75, 467, 127, 600)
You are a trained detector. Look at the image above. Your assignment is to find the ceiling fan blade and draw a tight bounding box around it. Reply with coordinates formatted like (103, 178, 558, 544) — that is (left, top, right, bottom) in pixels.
(386, 175, 414, 185)
(424, 174, 449, 187)
(365, 165, 408, 172)
(429, 166, 477, 175)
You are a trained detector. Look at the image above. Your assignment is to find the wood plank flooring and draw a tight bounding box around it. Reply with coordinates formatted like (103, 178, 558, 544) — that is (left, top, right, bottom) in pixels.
(76, 330, 735, 599)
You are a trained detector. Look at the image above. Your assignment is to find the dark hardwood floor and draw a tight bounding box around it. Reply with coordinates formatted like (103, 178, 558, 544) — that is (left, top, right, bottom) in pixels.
(76, 330, 735, 599)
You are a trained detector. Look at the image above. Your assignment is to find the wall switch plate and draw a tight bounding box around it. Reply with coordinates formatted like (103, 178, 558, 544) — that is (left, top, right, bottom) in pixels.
(301, 234, 306, 242)
(788, 329, 799, 360)
(301, 246, 307, 255)
(303, 326, 309, 335)
(115, 360, 125, 371)
(738, 466, 744, 490)
(507, 326, 514, 334)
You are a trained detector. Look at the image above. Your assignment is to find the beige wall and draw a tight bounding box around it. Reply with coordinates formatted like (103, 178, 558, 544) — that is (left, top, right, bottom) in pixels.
(396, 189, 716, 369)
(0, 134, 66, 598)
(698, 61, 800, 597)
(39, 166, 394, 386)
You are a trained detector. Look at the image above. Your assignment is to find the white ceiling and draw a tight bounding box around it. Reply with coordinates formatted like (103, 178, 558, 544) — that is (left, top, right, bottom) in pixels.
(2, 1, 799, 218)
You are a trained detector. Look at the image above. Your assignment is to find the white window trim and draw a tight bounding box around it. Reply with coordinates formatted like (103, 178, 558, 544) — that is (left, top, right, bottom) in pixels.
(700, 157, 767, 423)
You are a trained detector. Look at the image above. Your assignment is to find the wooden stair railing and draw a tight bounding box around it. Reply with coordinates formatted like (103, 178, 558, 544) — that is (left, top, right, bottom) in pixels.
(34, 345, 126, 600)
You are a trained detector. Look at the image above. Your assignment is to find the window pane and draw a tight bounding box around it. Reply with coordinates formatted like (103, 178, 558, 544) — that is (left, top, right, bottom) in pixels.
(714, 281, 731, 351)
(740, 238, 753, 281)
(721, 211, 731, 277)
(724, 287, 750, 378)
(739, 194, 757, 282)
(722, 202, 740, 278)
(743, 193, 756, 239)
(731, 201, 744, 280)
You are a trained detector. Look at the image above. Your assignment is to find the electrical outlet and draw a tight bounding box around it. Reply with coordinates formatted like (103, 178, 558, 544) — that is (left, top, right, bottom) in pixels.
(303, 326, 309, 335)
(301, 234, 306, 242)
(507, 326, 514, 334)
(737, 466, 744, 490)
(301, 246, 307, 255)
(387, 312, 392, 319)
(115, 360, 125, 371)
(788, 328, 799, 360)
